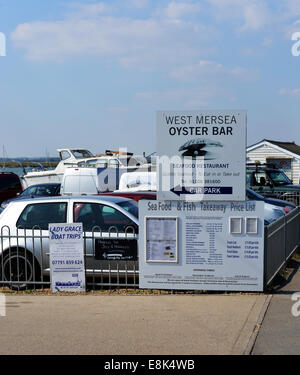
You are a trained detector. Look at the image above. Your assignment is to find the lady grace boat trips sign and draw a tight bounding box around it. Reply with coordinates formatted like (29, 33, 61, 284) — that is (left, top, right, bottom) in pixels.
(49, 223, 86, 292)
(156, 110, 247, 201)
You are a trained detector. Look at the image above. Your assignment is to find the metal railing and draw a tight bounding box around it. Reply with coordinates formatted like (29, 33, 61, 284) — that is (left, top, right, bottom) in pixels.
(0, 225, 139, 291)
(278, 192, 300, 206)
(0, 209, 299, 292)
(264, 207, 300, 288)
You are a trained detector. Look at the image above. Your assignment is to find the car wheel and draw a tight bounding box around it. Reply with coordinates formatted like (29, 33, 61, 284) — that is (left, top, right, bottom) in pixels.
(1, 249, 40, 290)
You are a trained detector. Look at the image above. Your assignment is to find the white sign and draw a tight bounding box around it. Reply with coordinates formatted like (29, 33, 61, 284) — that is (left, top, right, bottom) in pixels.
(157, 110, 247, 201)
(49, 223, 86, 292)
(139, 200, 264, 292)
(145, 217, 178, 262)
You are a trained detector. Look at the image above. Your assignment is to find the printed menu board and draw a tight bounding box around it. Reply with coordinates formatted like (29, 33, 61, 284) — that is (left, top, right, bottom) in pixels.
(139, 201, 264, 292)
(145, 217, 178, 262)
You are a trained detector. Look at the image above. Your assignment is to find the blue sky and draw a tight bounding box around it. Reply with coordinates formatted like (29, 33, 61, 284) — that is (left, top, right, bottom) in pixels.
(0, 0, 300, 157)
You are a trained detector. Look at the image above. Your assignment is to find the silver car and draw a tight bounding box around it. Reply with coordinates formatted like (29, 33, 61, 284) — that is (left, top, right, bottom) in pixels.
(0, 196, 139, 289)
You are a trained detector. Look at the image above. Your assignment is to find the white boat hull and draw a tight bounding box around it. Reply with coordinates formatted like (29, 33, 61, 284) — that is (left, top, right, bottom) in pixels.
(23, 172, 63, 188)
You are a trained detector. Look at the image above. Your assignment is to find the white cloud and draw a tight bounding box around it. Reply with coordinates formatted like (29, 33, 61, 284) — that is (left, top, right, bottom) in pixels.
(76, 3, 109, 16)
(278, 88, 300, 96)
(136, 85, 232, 108)
(128, 0, 150, 9)
(169, 60, 258, 82)
(242, 2, 271, 31)
(11, 6, 215, 69)
(284, 19, 300, 39)
(206, 0, 274, 31)
(284, 0, 300, 17)
(163, 1, 201, 19)
(105, 106, 129, 113)
(261, 37, 273, 46)
(65, 2, 112, 18)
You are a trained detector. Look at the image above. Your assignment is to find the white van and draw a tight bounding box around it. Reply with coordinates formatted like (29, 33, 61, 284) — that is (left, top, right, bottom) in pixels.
(60, 167, 122, 195)
(116, 172, 157, 192)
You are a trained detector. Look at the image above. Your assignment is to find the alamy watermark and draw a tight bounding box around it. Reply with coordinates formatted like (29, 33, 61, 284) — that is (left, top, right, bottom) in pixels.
(0, 32, 6, 56)
(0, 293, 6, 316)
(291, 292, 300, 317)
(291, 32, 300, 57)
(87, 147, 205, 201)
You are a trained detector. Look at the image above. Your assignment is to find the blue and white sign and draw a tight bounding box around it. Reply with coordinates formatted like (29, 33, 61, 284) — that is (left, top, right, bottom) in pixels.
(49, 223, 86, 292)
(157, 110, 247, 201)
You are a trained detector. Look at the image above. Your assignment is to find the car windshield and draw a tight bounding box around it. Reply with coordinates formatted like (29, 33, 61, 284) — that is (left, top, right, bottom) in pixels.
(268, 171, 292, 185)
(116, 199, 139, 219)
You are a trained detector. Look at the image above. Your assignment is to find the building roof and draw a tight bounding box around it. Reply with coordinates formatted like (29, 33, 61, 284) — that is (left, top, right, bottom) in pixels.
(263, 139, 300, 156)
(247, 139, 300, 158)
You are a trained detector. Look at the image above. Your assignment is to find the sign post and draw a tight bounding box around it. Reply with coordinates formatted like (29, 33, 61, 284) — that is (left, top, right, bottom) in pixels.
(49, 223, 86, 292)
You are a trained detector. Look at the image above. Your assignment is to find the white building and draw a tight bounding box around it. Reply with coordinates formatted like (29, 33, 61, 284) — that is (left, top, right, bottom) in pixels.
(247, 139, 300, 184)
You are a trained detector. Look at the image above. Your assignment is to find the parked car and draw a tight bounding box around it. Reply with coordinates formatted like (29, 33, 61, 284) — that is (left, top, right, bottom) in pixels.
(1, 183, 61, 210)
(246, 163, 300, 205)
(0, 172, 23, 204)
(246, 188, 296, 213)
(0, 196, 139, 289)
(263, 202, 285, 226)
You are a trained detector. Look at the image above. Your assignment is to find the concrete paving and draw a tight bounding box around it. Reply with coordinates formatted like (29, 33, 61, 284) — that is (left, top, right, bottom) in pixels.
(252, 257, 300, 355)
(0, 293, 269, 355)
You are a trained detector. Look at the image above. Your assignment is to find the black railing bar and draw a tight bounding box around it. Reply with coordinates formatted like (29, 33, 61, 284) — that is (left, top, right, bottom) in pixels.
(266, 261, 286, 286)
(86, 283, 139, 287)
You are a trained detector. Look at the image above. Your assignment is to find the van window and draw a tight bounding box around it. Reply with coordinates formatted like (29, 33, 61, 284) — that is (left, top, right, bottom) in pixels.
(17, 202, 67, 230)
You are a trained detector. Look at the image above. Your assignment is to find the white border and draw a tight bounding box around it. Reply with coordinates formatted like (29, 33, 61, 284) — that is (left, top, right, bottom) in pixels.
(144, 216, 179, 263)
(245, 217, 259, 234)
(229, 217, 243, 234)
